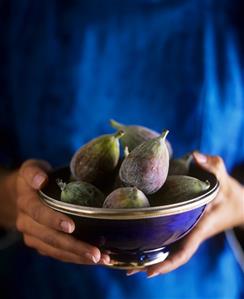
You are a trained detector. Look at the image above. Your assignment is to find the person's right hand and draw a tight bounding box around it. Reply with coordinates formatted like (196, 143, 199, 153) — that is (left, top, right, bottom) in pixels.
(16, 159, 110, 265)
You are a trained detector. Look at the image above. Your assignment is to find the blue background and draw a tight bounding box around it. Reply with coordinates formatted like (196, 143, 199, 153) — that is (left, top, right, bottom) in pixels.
(0, 0, 244, 298)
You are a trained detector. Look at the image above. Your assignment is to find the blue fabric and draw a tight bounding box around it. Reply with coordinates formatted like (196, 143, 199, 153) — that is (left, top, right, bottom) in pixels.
(0, 0, 244, 298)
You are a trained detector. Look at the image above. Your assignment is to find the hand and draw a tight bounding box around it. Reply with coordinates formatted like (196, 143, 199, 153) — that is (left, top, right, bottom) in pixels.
(16, 159, 110, 265)
(127, 152, 244, 278)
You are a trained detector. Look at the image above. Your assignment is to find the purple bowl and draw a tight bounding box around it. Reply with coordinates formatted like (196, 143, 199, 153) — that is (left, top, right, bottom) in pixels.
(39, 165, 219, 269)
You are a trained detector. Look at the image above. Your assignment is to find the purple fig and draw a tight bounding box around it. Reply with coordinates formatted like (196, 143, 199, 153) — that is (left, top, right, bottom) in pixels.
(113, 147, 130, 189)
(57, 179, 105, 207)
(70, 131, 124, 183)
(110, 119, 173, 157)
(149, 175, 210, 206)
(103, 187, 150, 209)
(119, 130, 170, 194)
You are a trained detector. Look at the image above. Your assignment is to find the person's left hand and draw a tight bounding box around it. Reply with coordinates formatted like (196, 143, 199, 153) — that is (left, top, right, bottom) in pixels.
(127, 152, 244, 278)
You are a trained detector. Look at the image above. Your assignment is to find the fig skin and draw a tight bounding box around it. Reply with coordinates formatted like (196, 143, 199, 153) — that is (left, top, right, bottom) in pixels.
(119, 130, 170, 194)
(70, 131, 124, 184)
(110, 119, 173, 158)
(103, 187, 150, 209)
(57, 179, 105, 207)
(168, 153, 193, 176)
(149, 175, 210, 206)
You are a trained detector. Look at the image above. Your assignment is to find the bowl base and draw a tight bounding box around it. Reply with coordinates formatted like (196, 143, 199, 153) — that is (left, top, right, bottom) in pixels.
(105, 246, 169, 270)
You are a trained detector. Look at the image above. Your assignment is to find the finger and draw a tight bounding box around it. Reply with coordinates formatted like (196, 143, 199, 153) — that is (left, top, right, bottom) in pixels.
(23, 235, 108, 265)
(19, 159, 52, 190)
(145, 201, 224, 278)
(36, 248, 110, 265)
(17, 194, 75, 233)
(127, 196, 223, 278)
(146, 233, 202, 278)
(126, 211, 209, 278)
(17, 213, 103, 263)
(127, 214, 208, 277)
(193, 152, 227, 180)
(126, 269, 144, 276)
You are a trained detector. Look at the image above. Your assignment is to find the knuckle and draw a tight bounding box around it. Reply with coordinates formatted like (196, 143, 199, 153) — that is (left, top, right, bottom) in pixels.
(19, 159, 36, 176)
(19, 160, 48, 189)
(16, 216, 24, 232)
(45, 212, 60, 229)
(31, 205, 41, 223)
(214, 156, 224, 167)
(177, 251, 189, 264)
(16, 195, 28, 212)
(20, 159, 51, 176)
(43, 234, 59, 249)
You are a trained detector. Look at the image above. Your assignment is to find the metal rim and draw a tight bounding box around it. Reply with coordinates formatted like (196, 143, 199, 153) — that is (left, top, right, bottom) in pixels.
(39, 180, 219, 220)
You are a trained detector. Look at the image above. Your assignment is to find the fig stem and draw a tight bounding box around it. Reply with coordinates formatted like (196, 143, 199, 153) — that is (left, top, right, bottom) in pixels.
(110, 119, 123, 129)
(204, 180, 210, 190)
(186, 153, 193, 165)
(181, 152, 194, 165)
(114, 130, 125, 139)
(132, 187, 138, 194)
(161, 129, 169, 140)
(124, 146, 129, 157)
(56, 178, 66, 191)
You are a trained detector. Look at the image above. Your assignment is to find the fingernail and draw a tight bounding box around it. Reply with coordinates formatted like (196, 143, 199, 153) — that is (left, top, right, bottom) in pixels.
(126, 270, 141, 276)
(85, 253, 100, 264)
(33, 174, 46, 188)
(60, 221, 74, 233)
(194, 152, 207, 164)
(147, 272, 159, 279)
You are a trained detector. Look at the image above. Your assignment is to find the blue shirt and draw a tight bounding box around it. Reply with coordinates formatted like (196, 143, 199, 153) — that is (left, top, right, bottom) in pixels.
(0, 0, 244, 298)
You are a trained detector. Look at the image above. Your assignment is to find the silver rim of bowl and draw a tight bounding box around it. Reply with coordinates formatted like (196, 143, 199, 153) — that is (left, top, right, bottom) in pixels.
(39, 180, 219, 220)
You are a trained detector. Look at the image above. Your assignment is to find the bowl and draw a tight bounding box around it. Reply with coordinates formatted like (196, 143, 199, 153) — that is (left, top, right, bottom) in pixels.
(39, 164, 219, 269)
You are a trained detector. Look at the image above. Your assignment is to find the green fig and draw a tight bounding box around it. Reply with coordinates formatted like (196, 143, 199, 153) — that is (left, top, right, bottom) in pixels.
(103, 187, 150, 209)
(57, 179, 105, 207)
(119, 130, 170, 194)
(70, 131, 124, 184)
(149, 175, 210, 206)
(168, 153, 193, 175)
(110, 119, 173, 157)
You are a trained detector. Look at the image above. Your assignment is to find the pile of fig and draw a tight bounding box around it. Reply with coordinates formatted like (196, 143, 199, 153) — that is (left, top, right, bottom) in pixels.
(57, 120, 210, 209)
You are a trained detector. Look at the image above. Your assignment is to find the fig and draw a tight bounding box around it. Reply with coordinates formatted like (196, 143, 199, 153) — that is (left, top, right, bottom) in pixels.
(149, 175, 210, 206)
(103, 187, 150, 209)
(124, 146, 129, 158)
(57, 179, 105, 207)
(168, 153, 193, 175)
(113, 148, 130, 189)
(70, 131, 124, 183)
(119, 130, 170, 194)
(110, 119, 173, 157)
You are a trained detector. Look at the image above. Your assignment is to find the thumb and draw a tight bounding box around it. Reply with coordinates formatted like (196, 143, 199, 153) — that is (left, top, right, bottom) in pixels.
(193, 152, 227, 180)
(19, 159, 52, 190)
